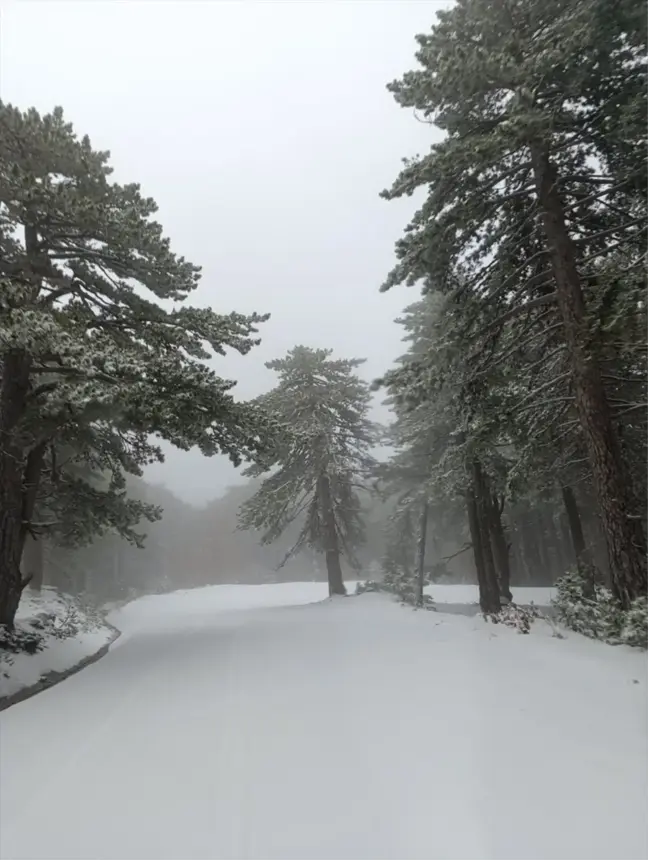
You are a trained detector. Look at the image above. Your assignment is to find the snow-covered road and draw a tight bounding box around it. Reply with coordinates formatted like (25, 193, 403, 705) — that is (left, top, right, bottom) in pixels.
(1, 584, 646, 860)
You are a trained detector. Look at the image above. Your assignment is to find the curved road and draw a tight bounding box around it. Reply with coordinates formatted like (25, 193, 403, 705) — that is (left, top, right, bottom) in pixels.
(1, 584, 646, 860)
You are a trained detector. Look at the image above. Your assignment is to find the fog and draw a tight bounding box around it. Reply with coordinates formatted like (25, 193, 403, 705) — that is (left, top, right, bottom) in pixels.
(1, 0, 449, 505)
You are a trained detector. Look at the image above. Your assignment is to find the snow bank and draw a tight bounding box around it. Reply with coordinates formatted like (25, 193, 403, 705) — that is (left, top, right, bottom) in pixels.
(0, 587, 116, 702)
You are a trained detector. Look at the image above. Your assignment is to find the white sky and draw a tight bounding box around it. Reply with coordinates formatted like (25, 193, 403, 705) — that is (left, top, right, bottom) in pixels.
(0, 0, 449, 504)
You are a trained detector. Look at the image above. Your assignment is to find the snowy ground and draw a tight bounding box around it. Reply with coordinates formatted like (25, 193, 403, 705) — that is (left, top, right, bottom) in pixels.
(0, 587, 115, 700)
(1, 582, 646, 860)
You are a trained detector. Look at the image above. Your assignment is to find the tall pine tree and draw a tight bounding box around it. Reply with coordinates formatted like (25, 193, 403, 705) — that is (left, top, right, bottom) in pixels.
(0, 103, 272, 625)
(239, 346, 377, 595)
(380, 0, 647, 608)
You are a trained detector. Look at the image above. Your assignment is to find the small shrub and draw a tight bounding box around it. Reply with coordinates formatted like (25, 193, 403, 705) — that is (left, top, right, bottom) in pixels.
(1, 591, 105, 670)
(355, 580, 384, 595)
(553, 570, 646, 649)
(621, 596, 648, 649)
(553, 570, 602, 638)
(596, 590, 626, 644)
(0, 626, 44, 655)
(486, 603, 539, 634)
(355, 577, 435, 610)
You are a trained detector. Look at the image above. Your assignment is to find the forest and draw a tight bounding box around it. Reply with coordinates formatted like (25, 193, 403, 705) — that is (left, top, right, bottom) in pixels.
(0, 0, 646, 644)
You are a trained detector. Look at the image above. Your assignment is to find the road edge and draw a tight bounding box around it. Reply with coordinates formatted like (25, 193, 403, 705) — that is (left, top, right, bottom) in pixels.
(0, 624, 122, 712)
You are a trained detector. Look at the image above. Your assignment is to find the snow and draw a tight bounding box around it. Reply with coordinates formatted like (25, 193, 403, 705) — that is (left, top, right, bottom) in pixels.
(0, 587, 114, 700)
(1, 583, 646, 860)
(426, 583, 555, 606)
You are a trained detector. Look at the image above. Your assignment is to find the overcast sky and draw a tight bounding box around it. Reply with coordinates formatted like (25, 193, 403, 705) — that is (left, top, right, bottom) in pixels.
(1, 0, 448, 505)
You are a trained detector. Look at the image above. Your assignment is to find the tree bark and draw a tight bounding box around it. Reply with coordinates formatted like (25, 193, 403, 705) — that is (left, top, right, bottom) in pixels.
(468, 462, 501, 614)
(531, 145, 647, 608)
(415, 500, 429, 606)
(488, 492, 513, 602)
(0, 350, 33, 627)
(467, 488, 487, 600)
(317, 473, 346, 596)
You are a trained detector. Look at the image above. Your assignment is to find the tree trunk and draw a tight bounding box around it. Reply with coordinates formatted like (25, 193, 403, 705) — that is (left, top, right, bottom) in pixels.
(561, 486, 588, 566)
(467, 487, 487, 600)
(558, 511, 573, 574)
(415, 500, 429, 606)
(488, 492, 513, 602)
(468, 462, 501, 614)
(317, 473, 346, 596)
(531, 145, 647, 609)
(0, 350, 33, 627)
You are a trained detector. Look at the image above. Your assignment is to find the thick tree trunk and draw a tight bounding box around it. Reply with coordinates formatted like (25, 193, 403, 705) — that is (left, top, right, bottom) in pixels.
(488, 492, 513, 602)
(468, 462, 501, 614)
(317, 473, 346, 596)
(0, 350, 33, 627)
(531, 146, 647, 609)
(415, 500, 429, 606)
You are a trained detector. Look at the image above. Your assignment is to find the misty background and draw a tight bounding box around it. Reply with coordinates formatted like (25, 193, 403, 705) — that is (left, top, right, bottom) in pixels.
(2, 0, 481, 597)
(1, 0, 449, 504)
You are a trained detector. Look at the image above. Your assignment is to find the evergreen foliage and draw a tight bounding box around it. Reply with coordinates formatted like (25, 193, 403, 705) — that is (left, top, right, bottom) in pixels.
(553, 569, 647, 648)
(0, 103, 273, 625)
(379, 0, 647, 612)
(2, 0, 646, 649)
(238, 346, 377, 595)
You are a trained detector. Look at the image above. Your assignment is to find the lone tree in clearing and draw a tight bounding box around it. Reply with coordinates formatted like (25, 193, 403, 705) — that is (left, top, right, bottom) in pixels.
(238, 346, 377, 595)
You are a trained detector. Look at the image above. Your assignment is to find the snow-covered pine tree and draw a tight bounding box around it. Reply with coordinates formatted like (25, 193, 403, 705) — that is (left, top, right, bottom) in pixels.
(34, 441, 162, 552)
(0, 103, 274, 626)
(380, 0, 647, 607)
(378, 290, 510, 613)
(375, 502, 435, 609)
(376, 295, 450, 606)
(238, 346, 377, 595)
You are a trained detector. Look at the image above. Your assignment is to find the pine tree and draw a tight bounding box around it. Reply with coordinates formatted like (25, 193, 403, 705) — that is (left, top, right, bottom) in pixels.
(34, 443, 162, 552)
(380, 507, 417, 601)
(0, 103, 273, 626)
(238, 346, 377, 595)
(380, 0, 647, 608)
(378, 292, 507, 612)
